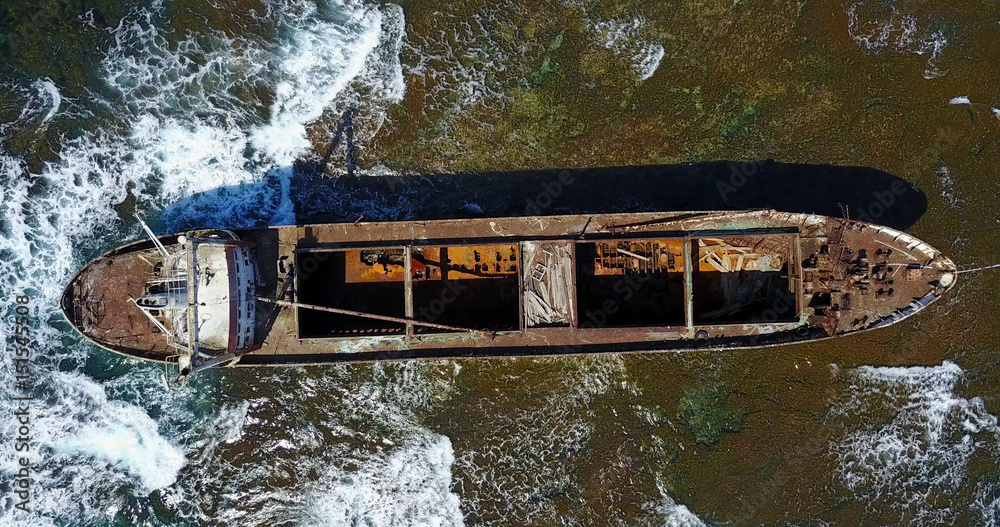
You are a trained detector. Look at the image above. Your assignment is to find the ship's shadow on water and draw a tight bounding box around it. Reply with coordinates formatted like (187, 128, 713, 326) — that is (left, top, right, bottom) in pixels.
(164, 161, 927, 231)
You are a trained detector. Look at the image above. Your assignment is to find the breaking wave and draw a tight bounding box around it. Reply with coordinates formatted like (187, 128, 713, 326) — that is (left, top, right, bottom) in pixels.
(299, 434, 463, 527)
(829, 361, 1000, 525)
(646, 484, 707, 527)
(0, 0, 410, 524)
(160, 363, 463, 526)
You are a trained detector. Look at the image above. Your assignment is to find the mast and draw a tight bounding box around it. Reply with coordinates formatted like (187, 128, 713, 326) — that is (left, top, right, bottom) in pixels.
(135, 214, 173, 261)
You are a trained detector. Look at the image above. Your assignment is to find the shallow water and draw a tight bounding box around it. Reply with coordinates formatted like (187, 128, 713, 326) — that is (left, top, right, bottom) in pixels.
(1, 0, 999, 525)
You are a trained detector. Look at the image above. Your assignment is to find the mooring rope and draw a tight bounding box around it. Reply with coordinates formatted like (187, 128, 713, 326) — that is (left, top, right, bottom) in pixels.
(957, 263, 1000, 274)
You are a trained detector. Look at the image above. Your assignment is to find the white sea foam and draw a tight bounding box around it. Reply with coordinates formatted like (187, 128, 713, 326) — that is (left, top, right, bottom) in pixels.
(647, 484, 707, 527)
(3, 79, 65, 132)
(403, 6, 512, 119)
(164, 363, 461, 526)
(0, 0, 409, 523)
(454, 356, 632, 524)
(250, 1, 402, 165)
(973, 479, 1000, 527)
(47, 373, 187, 493)
(847, 1, 949, 79)
(103, 0, 404, 203)
(269, 166, 297, 225)
(215, 401, 251, 445)
(299, 434, 464, 527)
(829, 361, 999, 524)
(35, 79, 62, 123)
(946, 95, 1000, 127)
(936, 166, 962, 209)
(0, 365, 188, 525)
(592, 18, 664, 80)
(636, 44, 666, 81)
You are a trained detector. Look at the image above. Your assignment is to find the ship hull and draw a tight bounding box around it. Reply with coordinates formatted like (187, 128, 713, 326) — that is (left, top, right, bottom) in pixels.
(61, 210, 956, 370)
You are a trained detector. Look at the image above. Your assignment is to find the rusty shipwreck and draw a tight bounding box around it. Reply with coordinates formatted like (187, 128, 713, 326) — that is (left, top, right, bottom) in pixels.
(61, 210, 956, 385)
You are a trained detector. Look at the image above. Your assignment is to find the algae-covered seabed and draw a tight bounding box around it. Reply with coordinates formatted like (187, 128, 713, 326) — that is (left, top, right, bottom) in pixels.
(3, 0, 1000, 524)
(379, 2, 1000, 522)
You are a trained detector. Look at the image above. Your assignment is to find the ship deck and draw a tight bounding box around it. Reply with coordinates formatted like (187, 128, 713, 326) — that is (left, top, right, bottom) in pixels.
(228, 210, 954, 366)
(61, 210, 955, 367)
